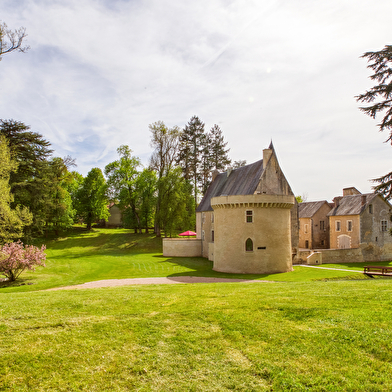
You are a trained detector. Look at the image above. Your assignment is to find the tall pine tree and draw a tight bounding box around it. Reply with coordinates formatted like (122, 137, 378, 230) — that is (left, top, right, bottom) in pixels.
(177, 116, 205, 206)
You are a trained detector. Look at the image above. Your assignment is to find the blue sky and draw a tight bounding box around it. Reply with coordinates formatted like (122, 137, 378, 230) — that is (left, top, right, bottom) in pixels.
(1, 0, 392, 201)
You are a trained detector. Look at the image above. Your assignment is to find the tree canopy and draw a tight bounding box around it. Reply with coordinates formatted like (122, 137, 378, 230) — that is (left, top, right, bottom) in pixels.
(356, 45, 392, 199)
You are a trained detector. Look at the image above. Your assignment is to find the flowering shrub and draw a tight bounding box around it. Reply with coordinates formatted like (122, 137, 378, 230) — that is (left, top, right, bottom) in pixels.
(0, 241, 46, 282)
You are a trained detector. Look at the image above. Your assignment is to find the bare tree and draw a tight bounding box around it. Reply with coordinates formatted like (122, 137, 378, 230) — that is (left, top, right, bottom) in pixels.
(0, 22, 30, 60)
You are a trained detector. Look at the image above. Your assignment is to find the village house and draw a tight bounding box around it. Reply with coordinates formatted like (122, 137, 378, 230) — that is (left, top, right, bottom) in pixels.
(163, 142, 299, 274)
(298, 201, 331, 249)
(328, 187, 392, 250)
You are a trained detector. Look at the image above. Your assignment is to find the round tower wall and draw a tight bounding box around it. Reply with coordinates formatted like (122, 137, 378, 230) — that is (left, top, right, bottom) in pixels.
(211, 194, 294, 274)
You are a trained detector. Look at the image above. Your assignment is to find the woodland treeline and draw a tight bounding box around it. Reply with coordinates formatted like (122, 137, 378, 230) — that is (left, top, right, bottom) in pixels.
(0, 116, 240, 242)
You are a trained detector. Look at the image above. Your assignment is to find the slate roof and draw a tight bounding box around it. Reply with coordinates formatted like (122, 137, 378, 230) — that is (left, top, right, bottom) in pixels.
(196, 159, 264, 212)
(298, 201, 329, 218)
(327, 193, 377, 216)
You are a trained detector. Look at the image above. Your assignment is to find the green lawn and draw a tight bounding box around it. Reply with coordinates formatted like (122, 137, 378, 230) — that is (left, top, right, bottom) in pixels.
(0, 227, 381, 293)
(1, 227, 392, 390)
(1, 280, 392, 391)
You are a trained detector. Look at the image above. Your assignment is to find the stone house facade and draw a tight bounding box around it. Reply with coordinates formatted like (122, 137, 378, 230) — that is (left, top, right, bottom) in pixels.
(298, 201, 332, 249)
(328, 187, 392, 250)
(195, 142, 299, 274)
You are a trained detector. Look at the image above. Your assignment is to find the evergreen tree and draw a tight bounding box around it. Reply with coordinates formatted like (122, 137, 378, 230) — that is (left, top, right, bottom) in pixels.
(0, 120, 75, 236)
(356, 45, 392, 199)
(201, 124, 231, 193)
(177, 116, 205, 206)
(0, 136, 32, 243)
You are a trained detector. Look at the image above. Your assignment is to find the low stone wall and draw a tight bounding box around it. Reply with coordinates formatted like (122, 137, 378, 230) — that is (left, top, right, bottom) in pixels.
(297, 243, 392, 264)
(162, 238, 202, 257)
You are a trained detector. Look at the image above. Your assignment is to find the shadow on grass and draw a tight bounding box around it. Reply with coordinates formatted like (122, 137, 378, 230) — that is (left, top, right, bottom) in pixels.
(152, 255, 272, 281)
(0, 277, 35, 289)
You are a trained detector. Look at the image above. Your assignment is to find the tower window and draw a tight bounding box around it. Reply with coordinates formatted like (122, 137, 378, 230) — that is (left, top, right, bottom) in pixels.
(246, 210, 253, 223)
(245, 238, 253, 252)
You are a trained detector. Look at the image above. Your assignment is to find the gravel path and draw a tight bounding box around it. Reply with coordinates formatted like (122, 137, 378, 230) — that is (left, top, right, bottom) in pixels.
(47, 276, 273, 291)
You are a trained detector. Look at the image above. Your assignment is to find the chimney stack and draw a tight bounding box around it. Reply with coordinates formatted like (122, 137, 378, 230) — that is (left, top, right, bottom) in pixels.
(333, 196, 342, 208)
(211, 169, 219, 182)
(361, 194, 367, 206)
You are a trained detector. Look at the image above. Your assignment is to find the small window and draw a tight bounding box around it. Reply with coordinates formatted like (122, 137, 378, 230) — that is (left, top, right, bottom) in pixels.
(305, 240, 309, 249)
(369, 204, 373, 214)
(321, 240, 325, 246)
(347, 220, 352, 232)
(336, 221, 341, 232)
(381, 220, 388, 232)
(320, 221, 325, 231)
(211, 230, 214, 242)
(211, 213, 214, 223)
(246, 210, 253, 223)
(304, 224, 308, 234)
(245, 238, 253, 252)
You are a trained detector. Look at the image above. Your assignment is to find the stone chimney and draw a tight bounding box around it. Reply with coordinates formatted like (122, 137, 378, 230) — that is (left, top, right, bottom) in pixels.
(263, 148, 272, 164)
(343, 187, 361, 196)
(226, 167, 233, 177)
(361, 194, 367, 206)
(211, 169, 219, 182)
(333, 196, 343, 208)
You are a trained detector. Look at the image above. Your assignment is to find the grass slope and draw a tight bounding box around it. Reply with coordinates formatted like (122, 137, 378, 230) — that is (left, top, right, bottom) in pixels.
(0, 227, 382, 293)
(1, 281, 392, 391)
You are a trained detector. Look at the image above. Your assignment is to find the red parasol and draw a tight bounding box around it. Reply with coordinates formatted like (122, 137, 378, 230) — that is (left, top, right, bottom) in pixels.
(179, 230, 197, 237)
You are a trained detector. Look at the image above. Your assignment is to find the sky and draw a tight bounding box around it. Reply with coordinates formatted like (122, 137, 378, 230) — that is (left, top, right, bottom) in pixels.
(1, 0, 392, 202)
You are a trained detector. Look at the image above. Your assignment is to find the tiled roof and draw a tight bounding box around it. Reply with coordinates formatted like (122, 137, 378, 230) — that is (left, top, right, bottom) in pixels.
(327, 193, 377, 216)
(196, 159, 264, 212)
(298, 201, 329, 218)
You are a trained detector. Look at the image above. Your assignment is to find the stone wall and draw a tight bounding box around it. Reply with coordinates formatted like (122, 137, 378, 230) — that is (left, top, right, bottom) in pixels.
(297, 243, 392, 264)
(162, 238, 202, 257)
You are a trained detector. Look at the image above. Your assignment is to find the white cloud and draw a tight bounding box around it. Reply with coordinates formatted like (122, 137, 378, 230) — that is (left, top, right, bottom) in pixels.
(1, 0, 392, 200)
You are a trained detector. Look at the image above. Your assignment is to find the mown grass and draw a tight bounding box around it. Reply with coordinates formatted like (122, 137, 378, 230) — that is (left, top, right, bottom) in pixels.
(1, 280, 392, 391)
(0, 227, 382, 293)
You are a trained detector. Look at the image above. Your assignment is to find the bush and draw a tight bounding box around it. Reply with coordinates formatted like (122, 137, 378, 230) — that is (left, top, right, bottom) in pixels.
(0, 241, 46, 281)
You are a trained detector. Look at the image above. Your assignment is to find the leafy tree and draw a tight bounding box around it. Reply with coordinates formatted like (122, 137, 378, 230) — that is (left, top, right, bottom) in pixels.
(356, 45, 392, 198)
(157, 168, 195, 237)
(76, 168, 109, 230)
(149, 121, 180, 235)
(0, 21, 29, 60)
(0, 241, 45, 282)
(0, 120, 76, 236)
(138, 169, 157, 233)
(177, 116, 205, 206)
(0, 136, 32, 243)
(105, 146, 143, 233)
(64, 171, 84, 223)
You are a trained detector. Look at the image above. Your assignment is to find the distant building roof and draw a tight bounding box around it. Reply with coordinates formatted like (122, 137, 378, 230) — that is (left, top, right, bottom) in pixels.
(196, 159, 264, 212)
(327, 193, 377, 216)
(298, 201, 329, 218)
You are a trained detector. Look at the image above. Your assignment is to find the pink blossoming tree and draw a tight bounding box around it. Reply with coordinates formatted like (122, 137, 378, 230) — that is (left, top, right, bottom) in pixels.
(0, 241, 46, 282)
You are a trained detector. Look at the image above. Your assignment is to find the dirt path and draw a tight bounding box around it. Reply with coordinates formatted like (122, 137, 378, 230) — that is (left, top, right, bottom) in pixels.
(47, 276, 273, 291)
